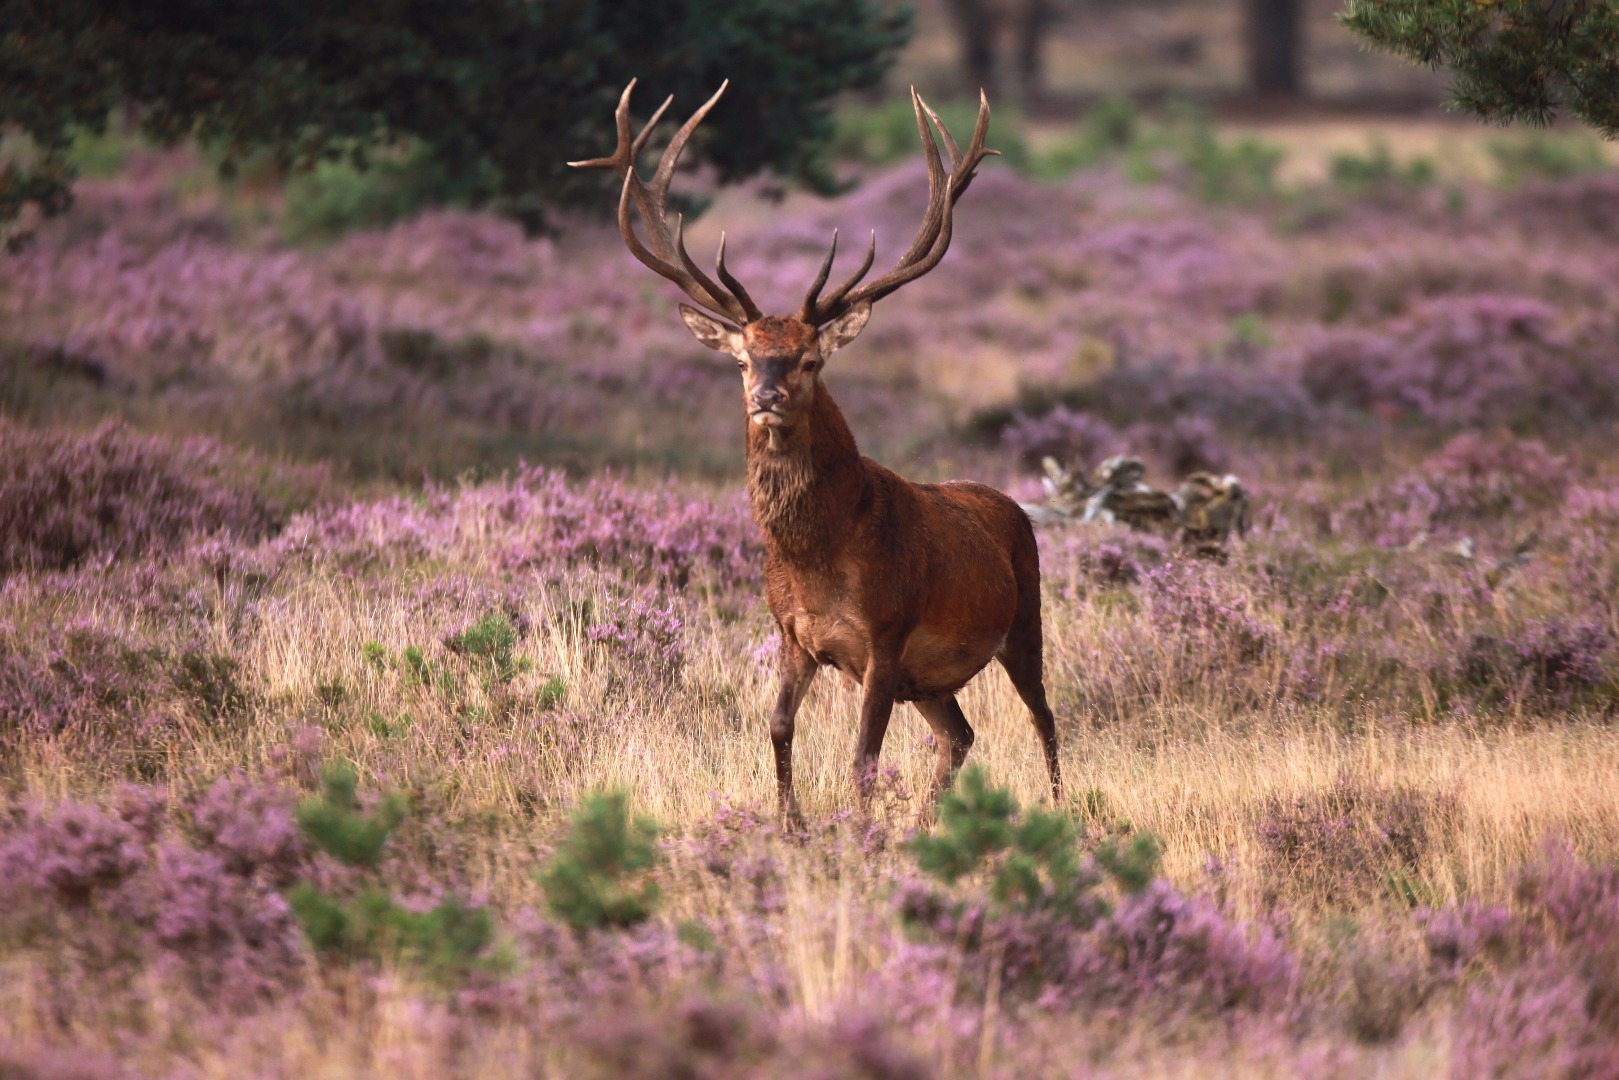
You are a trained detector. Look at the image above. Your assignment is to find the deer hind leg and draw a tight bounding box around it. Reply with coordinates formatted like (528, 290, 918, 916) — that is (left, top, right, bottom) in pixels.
(854, 657, 900, 814)
(914, 695, 976, 798)
(770, 636, 819, 824)
(998, 628, 1062, 804)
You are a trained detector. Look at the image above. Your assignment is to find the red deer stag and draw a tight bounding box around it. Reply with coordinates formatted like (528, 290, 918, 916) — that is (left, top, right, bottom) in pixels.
(571, 81, 1061, 816)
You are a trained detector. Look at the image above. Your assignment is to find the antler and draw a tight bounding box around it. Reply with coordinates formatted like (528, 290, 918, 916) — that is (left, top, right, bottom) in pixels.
(799, 88, 998, 327)
(569, 80, 762, 327)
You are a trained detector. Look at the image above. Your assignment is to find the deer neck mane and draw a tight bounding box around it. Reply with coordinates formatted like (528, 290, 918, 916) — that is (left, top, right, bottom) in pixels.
(745, 385, 867, 563)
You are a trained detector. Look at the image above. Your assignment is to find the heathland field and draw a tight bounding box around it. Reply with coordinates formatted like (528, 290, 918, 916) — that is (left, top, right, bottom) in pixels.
(2, 121, 1619, 1077)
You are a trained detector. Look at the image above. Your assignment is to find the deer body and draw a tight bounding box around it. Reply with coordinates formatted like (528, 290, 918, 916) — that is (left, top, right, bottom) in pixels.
(573, 81, 1061, 813)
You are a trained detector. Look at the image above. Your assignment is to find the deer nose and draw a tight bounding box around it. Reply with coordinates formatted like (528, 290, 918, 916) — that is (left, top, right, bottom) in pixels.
(750, 387, 785, 411)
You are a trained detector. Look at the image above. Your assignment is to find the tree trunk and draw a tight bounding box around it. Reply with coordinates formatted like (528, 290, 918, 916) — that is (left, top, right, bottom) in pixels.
(1245, 0, 1303, 98)
(1014, 0, 1052, 104)
(945, 0, 1000, 97)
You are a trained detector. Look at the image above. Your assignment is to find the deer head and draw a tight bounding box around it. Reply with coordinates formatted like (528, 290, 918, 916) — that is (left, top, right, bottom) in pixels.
(569, 80, 996, 448)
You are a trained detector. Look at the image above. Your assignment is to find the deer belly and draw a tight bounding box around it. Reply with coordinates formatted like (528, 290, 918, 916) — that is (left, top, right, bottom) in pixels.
(896, 624, 1004, 701)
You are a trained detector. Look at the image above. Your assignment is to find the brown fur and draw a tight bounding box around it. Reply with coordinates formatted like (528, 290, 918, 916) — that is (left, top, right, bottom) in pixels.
(735, 343, 1062, 816)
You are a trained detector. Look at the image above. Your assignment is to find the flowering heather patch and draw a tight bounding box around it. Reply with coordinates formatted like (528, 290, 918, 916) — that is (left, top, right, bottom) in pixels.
(1299, 294, 1619, 429)
(0, 781, 307, 1009)
(0, 419, 326, 575)
(1256, 779, 1454, 908)
(274, 465, 761, 593)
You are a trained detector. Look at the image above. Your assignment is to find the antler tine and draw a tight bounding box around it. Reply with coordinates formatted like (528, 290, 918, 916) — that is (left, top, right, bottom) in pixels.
(715, 233, 763, 322)
(565, 79, 670, 172)
(648, 81, 728, 206)
(571, 80, 755, 326)
(896, 87, 950, 269)
(673, 214, 746, 319)
(817, 230, 877, 314)
(797, 230, 840, 321)
(809, 88, 994, 321)
(923, 88, 999, 201)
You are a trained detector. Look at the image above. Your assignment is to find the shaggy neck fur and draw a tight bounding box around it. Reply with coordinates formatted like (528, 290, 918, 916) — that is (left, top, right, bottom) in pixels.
(745, 386, 867, 565)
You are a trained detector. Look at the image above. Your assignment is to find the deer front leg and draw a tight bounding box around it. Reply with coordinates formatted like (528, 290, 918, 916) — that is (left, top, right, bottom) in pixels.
(770, 635, 819, 824)
(854, 656, 900, 814)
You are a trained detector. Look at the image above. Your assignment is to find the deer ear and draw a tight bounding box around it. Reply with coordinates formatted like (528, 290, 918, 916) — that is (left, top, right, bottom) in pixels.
(817, 301, 871, 358)
(680, 305, 744, 355)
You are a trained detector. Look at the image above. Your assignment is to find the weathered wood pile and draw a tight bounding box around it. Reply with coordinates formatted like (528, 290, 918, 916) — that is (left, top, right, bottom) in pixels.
(1020, 455, 1249, 556)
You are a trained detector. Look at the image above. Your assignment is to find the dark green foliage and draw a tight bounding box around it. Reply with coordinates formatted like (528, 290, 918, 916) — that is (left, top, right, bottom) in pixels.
(537, 791, 662, 932)
(0, 0, 911, 239)
(296, 761, 406, 868)
(537, 676, 567, 712)
(1329, 141, 1437, 193)
(287, 885, 496, 986)
(1342, 0, 1619, 139)
(290, 759, 497, 983)
(905, 766, 1157, 919)
(1096, 831, 1162, 895)
(446, 613, 525, 689)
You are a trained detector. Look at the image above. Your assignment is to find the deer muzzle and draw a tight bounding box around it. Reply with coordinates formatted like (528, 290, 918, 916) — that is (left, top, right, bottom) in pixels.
(749, 387, 787, 426)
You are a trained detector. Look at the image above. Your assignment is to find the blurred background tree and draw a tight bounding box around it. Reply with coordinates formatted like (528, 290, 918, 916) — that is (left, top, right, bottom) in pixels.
(941, 0, 1059, 101)
(1342, 0, 1619, 138)
(939, 0, 1310, 106)
(0, 0, 911, 237)
(1247, 0, 1302, 98)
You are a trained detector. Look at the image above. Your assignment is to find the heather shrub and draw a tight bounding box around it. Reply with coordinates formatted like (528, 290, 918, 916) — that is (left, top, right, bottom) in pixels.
(1343, 433, 1568, 548)
(1000, 406, 1122, 471)
(1299, 295, 1619, 429)
(586, 594, 686, 690)
(171, 648, 251, 722)
(0, 419, 324, 575)
(1458, 614, 1615, 712)
(0, 619, 177, 767)
(1003, 359, 1318, 450)
(537, 791, 662, 933)
(1256, 779, 1455, 909)
(1141, 559, 1279, 671)
(0, 783, 307, 1007)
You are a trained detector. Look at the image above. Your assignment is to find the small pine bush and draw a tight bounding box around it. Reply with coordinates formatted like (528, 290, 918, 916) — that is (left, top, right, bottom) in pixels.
(295, 761, 405, 868)
(537, 791, 662, 932)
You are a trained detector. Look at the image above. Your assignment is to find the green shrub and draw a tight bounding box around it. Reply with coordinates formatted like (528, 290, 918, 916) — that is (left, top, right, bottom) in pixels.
(1489, 133, 1608, 186)
(1329, 140, 1436, 194)
(287, 885, 497, 985)
(1033, 99, 1283, 203)
(281, 141, 488, 244)
(446, 612, 527, 690)
(537, 791, 662, 932)
(289, 760, 498, 984)
(537, 676, 567, 712)
(295, 760, 406, 868)
(907, 766, 1161, 919)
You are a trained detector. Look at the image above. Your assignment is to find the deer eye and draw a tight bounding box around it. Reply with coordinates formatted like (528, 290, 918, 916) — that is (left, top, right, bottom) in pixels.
(802, 359, 821, 373)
